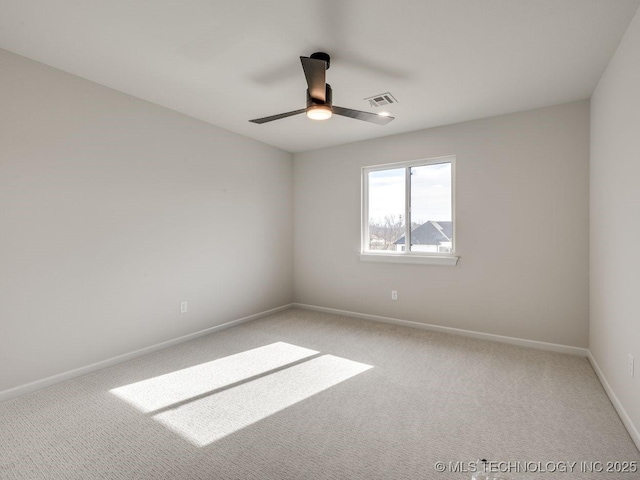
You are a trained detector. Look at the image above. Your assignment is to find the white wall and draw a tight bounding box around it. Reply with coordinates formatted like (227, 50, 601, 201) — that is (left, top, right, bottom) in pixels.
(0, 49, 293, 393)
(590, 8, 640, 445)
(294, 101, 590, 347)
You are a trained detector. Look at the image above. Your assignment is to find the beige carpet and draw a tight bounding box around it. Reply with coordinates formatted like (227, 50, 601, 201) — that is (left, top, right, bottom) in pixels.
(1, 308, 638, 479)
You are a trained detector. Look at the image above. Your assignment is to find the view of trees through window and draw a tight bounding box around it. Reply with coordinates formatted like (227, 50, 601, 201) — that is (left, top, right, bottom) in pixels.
(366, 161, 452, 253)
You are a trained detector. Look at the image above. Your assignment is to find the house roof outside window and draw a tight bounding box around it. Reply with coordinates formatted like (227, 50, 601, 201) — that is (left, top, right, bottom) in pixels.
(393, 221, 452, 246)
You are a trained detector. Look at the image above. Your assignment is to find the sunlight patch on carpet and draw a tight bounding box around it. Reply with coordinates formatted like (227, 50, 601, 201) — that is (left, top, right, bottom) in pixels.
(110, 342, 318, 412)
(153, 354, 372, 446)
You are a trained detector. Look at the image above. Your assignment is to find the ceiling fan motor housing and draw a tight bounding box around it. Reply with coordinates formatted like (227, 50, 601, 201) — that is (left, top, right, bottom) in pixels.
(310, 51, 330, 70)
(307, 84, 332, 108)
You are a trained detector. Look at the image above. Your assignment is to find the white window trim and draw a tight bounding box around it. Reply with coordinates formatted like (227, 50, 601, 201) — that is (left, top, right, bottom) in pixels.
(361, 155, 459, 266)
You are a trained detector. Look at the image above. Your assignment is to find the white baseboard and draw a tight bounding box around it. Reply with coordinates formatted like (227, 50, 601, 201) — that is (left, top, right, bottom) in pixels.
(587, 352, 640, 451)
(0, 304, 293, 403)
(293, 303, 589, 356)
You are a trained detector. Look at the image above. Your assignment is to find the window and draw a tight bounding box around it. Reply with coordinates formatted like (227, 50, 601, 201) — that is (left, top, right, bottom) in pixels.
(361, 156, 457, 265)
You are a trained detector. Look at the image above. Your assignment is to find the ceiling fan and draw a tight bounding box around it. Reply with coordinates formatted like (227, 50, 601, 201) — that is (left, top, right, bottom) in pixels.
(249, 52, 395, 126)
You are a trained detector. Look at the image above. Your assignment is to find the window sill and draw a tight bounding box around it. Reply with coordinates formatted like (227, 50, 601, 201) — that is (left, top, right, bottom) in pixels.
(358, 253, 459, 266)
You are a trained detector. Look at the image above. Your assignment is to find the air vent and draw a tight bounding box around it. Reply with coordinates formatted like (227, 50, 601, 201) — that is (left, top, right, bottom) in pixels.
(364, 92, 398, 108)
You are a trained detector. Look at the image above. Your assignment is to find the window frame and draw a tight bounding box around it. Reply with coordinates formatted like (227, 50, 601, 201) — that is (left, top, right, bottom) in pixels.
(360, 155, 458, 266)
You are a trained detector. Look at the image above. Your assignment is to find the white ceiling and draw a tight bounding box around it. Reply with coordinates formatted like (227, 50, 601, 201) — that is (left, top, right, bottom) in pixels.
(1, 0, 638, 153)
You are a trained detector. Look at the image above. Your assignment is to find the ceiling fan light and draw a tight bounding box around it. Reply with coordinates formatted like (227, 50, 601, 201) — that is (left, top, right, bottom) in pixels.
(306, 105, 332, 120)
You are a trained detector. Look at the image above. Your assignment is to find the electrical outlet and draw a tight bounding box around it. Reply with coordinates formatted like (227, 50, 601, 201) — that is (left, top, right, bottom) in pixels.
(391, 290, 398, 301)
(180, 301, 188, 314)
(629, 354, 634, 378)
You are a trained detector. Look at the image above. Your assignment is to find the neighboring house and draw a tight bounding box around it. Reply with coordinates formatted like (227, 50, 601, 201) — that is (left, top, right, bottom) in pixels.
(393, 221, 453, 253)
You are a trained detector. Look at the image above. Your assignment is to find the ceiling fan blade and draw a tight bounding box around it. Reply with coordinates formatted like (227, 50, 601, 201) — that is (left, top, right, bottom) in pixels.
(332, 106, 395, 125)
(249, 109, 306, 124)
(300, 56, 327, 102)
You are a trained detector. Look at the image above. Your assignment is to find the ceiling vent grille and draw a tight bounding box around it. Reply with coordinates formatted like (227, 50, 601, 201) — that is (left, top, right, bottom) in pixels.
(364, 92, 398, 108)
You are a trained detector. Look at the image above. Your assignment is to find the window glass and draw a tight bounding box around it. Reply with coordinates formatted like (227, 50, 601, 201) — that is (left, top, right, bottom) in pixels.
(410, 163, 452, 253)
(367, 168, 405, 251)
